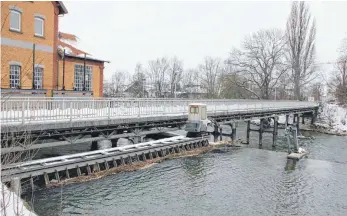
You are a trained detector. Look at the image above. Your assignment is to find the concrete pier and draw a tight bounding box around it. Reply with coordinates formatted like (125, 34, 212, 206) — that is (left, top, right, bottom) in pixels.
(259, 119, 264, 147)
(231, 123, 236, 143)
(272, 116, 278, 148)
(246, 121, 250, 144)
(10, 177, 21, 196)
(285, 115, 289, 128)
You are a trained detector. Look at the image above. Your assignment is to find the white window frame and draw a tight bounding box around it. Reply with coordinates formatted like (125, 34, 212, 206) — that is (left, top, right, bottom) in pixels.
(74, 64, 92, 91)
(9, 65, 21, 89)
(34, 17, 44, 37)
(10, 9, 21, 32)
(34, 67, 43, 89)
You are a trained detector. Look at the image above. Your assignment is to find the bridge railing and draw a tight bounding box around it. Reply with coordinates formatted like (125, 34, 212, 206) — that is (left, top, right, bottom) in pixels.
(0, 98, 319, 125)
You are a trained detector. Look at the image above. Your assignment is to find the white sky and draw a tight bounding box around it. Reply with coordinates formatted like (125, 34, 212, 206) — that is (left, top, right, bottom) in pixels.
(59, 1, 347, 80)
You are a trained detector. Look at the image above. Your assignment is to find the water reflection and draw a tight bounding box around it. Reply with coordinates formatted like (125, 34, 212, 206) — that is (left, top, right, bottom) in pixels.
(285, 159, 297, 171)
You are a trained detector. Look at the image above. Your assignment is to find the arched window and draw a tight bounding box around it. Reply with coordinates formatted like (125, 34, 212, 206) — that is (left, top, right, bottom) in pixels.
(34, 16, 44, 37)
(10, 9, 21, 32)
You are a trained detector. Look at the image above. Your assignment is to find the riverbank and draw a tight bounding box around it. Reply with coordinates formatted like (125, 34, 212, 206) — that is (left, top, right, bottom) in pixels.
(0, 184, 37, 216)
(314, 103, 347, 136)
(250, 103, 347, 136)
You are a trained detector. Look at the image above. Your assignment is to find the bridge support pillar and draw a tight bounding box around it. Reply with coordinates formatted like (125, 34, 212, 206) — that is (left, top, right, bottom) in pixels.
(132, 136, 143, 144)
(246, 121, 250, 144)
(311, 108, 318, 125)
(231, 123, 236, 143)
(214, 124, 219, 135)
(295, 114, 300, 133)
(293, 114, 297, 123)
(259, 119, 264, 148)
(90, 132, 99, 151)
(111, 139, 118, 148)
(285, 115, 289, 128)
(10, 177, 21, 196)
(302, 115, 305, 125)
(273, 116, 279, 148)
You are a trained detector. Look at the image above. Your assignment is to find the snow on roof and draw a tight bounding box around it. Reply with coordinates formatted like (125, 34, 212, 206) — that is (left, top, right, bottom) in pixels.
(189, 103, 206, 106)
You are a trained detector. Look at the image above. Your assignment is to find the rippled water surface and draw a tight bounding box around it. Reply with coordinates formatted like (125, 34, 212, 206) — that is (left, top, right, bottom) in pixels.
(31, 130, 347, 216)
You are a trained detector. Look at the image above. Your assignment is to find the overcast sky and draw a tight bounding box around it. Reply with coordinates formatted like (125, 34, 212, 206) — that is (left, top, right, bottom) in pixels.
(59, 1, 347, 80)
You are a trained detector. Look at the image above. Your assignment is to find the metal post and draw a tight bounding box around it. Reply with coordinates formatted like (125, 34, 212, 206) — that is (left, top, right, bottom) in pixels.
(273, 116, 278, 148)
(32, 43, 36, 89)
(246, 121, 250, 144)
(62, 49, 65, 90)
(55, 170, 60, 182)
(43, 172, 49, 185)
(285, 115, 289, 128)
(311, 108, 317, 125)
(293, 128, 299, 152)
(231, 123, 236, 143)
(77, 166, 82, 176)
(293, 114, 297, 123)
(83, 53, 86, 91)
(65, 168, 70, 179)
(259, 119, 263, 147)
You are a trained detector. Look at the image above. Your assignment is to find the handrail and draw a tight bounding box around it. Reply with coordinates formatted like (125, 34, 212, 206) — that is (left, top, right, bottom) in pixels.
(0, 98, 319, 125)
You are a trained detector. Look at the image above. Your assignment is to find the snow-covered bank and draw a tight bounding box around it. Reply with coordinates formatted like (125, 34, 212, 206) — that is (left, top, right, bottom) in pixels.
(315, 103, 347, 135)
(250, 103, 347, 136)
(0, 184, 37, 216)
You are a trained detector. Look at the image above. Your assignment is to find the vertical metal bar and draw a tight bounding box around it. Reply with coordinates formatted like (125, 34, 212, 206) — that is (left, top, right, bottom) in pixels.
(62, 49, 65, 90)
(83, 53, 86, 91)
(246, 121, 250, 144)
(32, 43, 36, 89)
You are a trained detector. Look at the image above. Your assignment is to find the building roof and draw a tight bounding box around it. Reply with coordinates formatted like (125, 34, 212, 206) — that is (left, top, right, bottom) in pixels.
(56, 1, 68, 15)
(65, 53, 110, 63)
(57, 32, 109, 63)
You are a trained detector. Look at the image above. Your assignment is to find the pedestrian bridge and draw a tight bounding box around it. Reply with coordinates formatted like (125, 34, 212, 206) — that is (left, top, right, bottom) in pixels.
(1, 97, 318, 129)
(0, 97, 319, 154)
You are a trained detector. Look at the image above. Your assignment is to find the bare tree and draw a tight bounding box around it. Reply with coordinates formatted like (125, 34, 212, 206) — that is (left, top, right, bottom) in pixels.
(227, 29, 288, 99)
(198, 57, 224, 99)
(329, 39, 347, 104)
(147, 58, 169, 97)
(168, 57, 183, 98)
(286, 1, 317, 100)
(103, 71, 127, 97)
(129, 63, 147, 98)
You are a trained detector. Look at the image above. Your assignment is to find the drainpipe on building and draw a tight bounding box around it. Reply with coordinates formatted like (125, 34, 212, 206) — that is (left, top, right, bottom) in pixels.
(62, 49, 65, 90)
(83, 53, 86, 91)
(56, 59, 59, 90)
(32, 43, 36, 90)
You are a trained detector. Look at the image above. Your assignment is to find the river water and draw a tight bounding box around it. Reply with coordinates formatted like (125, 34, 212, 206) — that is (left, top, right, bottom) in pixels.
(29, 125, 347, 216)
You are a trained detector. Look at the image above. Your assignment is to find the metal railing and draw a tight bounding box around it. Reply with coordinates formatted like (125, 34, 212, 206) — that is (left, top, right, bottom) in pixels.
(0, 98, 319, 125)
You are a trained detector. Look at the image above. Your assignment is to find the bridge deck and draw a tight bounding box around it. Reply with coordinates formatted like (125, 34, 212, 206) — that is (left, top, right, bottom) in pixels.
(1, 98, 319, 133)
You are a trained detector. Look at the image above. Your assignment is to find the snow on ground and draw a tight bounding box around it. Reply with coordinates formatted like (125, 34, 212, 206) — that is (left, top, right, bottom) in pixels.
(0, 184, 37, 216)
(251, 115, 294, 126)
(316, 103, 347, 133)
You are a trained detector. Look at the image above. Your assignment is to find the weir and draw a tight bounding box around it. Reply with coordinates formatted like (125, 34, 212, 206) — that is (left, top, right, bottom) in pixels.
(1, 136, 210, 192)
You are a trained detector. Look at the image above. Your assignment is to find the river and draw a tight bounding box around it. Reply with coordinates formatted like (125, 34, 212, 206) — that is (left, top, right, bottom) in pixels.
(28, 125, 347, 216)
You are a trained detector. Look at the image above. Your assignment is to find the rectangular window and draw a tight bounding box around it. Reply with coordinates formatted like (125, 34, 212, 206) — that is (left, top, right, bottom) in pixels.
(34, 17, 44, 36)
(190, 106, 199, 114)
(10, 10, 21, 31)
(74, 65, 92, 91)
(10, 65, 21, 88)
(34, 67, 43, 89)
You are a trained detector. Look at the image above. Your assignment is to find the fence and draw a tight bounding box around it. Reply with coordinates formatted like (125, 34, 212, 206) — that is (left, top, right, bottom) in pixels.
(0, 98, 319, 125)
